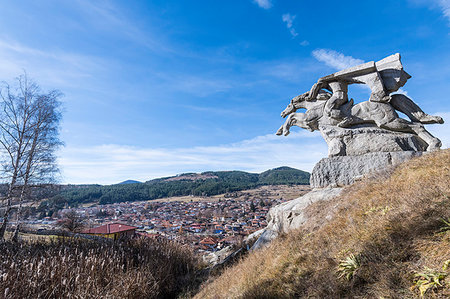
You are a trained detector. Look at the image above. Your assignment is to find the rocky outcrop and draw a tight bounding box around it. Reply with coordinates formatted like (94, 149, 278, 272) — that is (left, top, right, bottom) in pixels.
(251, 151, 425, 250)
(203, 246, 236, 267)
(251, 150, 426, 250)
(310, 151, 422, 188)
(252, 188, 343, 250)
(320, 125, 428, 157)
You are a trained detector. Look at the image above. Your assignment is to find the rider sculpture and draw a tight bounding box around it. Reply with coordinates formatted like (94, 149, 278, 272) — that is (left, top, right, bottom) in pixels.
(277, 53, 444, 156)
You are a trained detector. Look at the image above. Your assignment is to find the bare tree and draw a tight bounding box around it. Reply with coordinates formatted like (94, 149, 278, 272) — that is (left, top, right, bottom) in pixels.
(0, 74, 62, 241)
(58, 209, 84, 233)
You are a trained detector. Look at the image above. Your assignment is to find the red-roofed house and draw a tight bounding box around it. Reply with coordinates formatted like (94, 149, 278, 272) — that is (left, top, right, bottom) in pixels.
(199, 236, 219, 251)
(82, 223, 138, 240)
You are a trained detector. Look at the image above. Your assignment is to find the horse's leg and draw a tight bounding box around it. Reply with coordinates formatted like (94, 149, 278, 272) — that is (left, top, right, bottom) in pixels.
(289, 113, 312, 132)
(276, 125, 284, 136)
(337, 115, 366, 128)
(390, 94, 444, 124)
(276, 113, 309, 136)
(276, 114, 296, 136)
(380, 119, 441, 151)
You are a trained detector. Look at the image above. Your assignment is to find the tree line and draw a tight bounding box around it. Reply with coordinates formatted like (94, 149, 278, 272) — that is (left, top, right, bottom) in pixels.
(40, 167, 310, 211)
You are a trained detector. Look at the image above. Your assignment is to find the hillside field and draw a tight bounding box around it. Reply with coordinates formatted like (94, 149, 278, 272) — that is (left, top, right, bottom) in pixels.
(195, 150, 450, 298)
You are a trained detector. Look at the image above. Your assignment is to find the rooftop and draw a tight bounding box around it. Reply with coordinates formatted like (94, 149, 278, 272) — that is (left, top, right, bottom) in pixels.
(82, 223, 138, 234)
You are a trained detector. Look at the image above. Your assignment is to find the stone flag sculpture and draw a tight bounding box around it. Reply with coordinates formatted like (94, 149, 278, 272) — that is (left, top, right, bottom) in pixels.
(277, 53, 444, 188)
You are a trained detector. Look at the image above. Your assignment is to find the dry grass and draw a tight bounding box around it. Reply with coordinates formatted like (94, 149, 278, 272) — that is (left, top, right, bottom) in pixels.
(195, 149, 450, 298)
(0, 237, 201, 298)
(3, 231, 57, 242)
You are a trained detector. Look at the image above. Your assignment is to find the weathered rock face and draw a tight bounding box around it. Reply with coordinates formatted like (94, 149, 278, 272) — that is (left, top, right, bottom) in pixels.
(310, 151, 422, 188)
(320, 125, 428, 157)
(252, 151, 423, 250)
(203, 246, 235, 267)
(251, 188, 343, 250)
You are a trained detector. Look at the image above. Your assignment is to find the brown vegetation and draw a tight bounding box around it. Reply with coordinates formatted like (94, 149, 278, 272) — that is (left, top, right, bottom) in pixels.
(195, 149, 450, 298)
(0, 237, 201, 298)
(164, 173, 219, 182)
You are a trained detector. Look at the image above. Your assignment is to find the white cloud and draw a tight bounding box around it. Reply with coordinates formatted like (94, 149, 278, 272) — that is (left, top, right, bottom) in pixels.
(282, 14, 295, 28)
(282, 13, 298, 37)
(312, 49, 364, 70)
(253, 0, 273, 9)
(0, 39, 107, 88)
(394, 88, 409, 96)
(74, 1, 174, 54)
(300, 40, 310, 46)
(438, 0, 450, 23)
(410, 0, 450, 25)
(58, 131, 327, 184)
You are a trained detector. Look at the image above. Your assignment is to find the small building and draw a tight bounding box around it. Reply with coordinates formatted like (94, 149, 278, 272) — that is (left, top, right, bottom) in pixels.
(82, 223, 137, 240)
(199, 236, 219, 251)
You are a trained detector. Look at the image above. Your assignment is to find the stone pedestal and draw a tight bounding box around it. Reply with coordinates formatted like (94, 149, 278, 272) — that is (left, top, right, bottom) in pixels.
(310, 151, 422, 188)
(320, 125, 427, 157)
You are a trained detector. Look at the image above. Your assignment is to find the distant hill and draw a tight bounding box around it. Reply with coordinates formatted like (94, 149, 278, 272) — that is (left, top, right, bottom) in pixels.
(258, 166, 310, 185)
(117, 180, 142, 185)
(39, 167, 310, 211)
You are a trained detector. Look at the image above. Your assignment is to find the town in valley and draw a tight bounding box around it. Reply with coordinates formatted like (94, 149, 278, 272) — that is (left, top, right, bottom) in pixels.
(13, 185, 310, 253)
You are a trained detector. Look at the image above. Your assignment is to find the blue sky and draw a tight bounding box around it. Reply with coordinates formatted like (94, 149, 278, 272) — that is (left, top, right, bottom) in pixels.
(0, 0, 448, 184)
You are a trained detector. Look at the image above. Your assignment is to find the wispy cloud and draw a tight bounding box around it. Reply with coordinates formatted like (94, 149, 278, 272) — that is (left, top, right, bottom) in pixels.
(245, 57, 325, 84)
(395, 88, 409, 96)
(312, 49, 364, 70)
(253, 0, 273, 9)
(173, 75, 233, 97)
(438, 0, 450, 24)
(58, 132, 327, 184)
(409, 0, 450, 26)
(300, 40, 310, 47)
(0, 39, 107, 88)
(73, 0, 175, 54)
(180, 104, 246, 116)
(282, 13, 298, 38)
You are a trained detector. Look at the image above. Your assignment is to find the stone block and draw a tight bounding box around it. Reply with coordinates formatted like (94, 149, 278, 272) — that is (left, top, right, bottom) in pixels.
(310, 151, 422, 188)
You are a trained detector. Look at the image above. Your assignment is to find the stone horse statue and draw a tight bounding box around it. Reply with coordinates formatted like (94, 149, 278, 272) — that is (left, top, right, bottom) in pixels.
(277, 54, 444, 157)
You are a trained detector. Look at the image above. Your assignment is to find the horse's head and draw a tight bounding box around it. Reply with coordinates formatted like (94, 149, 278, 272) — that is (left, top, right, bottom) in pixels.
(280, 92, 308, 118)
(281, 102, 295, 118)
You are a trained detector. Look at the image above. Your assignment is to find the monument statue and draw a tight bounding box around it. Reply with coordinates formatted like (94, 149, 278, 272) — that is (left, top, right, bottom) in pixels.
(252, 54, 445, 249)
(253, 54, 445, 249)
(277, 53, 444, 187)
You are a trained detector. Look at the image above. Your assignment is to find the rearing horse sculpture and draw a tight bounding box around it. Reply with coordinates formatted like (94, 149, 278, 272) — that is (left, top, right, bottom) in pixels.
(277, 91, 442, 152)
(277, 54, 444, 156)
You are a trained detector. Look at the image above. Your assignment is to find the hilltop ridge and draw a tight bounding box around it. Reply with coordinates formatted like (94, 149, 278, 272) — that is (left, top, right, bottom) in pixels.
(40, 166, 310, 210)
(116, 180, 142, 185)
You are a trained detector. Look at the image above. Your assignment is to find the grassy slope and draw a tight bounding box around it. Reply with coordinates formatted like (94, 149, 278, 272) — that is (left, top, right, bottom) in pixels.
(195, 150, 450, 298)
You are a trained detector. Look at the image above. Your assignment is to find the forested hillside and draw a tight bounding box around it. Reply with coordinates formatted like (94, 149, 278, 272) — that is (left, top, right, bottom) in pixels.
(40, 167, 309, 210)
